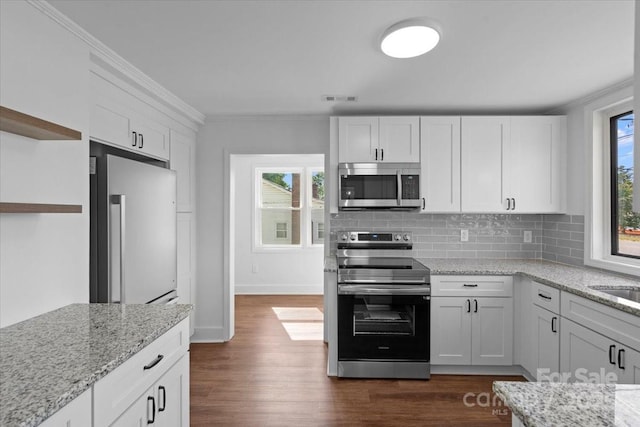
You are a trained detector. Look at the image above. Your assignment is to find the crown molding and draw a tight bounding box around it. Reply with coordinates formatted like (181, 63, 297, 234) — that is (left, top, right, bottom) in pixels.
(27, 0, 205, 126)
(545, 78, 634, 115)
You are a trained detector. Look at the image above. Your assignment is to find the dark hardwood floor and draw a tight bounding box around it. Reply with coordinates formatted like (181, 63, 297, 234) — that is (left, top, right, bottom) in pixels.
(190, 295, 523, 426)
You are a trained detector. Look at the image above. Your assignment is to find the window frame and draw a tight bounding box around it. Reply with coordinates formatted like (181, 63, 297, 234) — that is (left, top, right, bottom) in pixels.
(585, 93, 639, 275)
(254, 166, 324, 251)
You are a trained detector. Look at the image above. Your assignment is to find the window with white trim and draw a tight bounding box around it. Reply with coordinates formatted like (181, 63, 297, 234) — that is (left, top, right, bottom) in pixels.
(256, 167, 324, 248)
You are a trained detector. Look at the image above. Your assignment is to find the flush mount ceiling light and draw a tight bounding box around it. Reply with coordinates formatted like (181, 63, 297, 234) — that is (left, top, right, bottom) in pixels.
(380, 18, 441, 59)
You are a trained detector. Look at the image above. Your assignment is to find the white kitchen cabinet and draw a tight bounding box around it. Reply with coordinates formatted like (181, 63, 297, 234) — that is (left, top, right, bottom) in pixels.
(39, 389, 91, 427)
(93, 318, 190, 426)
(461, 116, 510, 212)
(112, 354, 189, 427)
(90, 71, 170, 161)
(170, 129, 196, 213)
(431, 296, 513, 365)
(177, 212, 195, 336)
(531, 304, 560, 379)
(507, 116, 566, 213)
(431, 276, 513, 366)
(338, 116, 419, 163)
(419, 116, 461, 212)
(460, 116, 566, 213)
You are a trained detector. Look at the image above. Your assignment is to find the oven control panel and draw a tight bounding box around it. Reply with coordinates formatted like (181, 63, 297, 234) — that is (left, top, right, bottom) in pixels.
(338, 231, 412, 248)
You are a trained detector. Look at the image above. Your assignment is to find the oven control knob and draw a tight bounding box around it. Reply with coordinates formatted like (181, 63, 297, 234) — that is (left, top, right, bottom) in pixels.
(340, 233, 348, 241)
(403, 234, 411, 242)
(349, 233, 357, 241)
(394, 234, 402, 241)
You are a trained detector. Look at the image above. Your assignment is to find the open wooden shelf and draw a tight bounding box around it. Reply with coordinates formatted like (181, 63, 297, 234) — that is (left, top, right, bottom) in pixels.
(0, 106, 82, 140)
(0, 202, 82, 214)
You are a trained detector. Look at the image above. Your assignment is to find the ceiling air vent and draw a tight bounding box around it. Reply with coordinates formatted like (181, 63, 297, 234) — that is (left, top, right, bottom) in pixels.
(322, 95, 358, 102)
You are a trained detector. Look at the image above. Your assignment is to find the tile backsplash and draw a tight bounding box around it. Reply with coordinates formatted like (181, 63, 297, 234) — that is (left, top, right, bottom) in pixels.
(330, 212, 585, 266)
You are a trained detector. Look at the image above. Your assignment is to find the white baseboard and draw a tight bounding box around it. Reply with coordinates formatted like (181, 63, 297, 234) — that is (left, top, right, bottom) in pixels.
(190, 326, 225, 343)
(235, 284, 323, 295)
(430, 365, 525, 376)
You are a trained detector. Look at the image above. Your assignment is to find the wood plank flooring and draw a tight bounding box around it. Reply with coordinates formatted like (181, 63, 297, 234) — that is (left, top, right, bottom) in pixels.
(190, 295, 524, 426)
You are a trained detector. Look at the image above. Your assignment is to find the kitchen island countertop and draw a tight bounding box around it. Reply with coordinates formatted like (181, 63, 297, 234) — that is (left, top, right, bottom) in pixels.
(0, 303, 192, 427)
(493, 381, 640, 426)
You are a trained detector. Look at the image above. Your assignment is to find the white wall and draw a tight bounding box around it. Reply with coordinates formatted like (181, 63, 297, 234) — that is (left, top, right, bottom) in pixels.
(0, 1, 90, 327)
(195, 116, 329, 341)
(233, 154, 324, 294)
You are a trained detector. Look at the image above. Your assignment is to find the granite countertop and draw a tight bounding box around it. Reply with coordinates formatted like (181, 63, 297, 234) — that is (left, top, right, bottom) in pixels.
(493, 381, 640, 426)
(0, 303, 192, 427)
(420, 259, 640, 316)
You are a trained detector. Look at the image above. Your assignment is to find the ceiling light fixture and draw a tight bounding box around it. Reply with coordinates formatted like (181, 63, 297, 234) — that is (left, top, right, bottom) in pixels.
(380, 18, 441, 59)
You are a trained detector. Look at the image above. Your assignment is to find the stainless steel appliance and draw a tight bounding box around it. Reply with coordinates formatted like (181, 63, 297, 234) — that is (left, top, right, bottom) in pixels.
(90, 143, 177, 304)
(338, 163, 421, 210)
(337, 231, 431, 379)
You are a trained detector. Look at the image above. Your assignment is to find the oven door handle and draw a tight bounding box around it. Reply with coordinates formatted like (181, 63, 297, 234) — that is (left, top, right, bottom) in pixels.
(339, 279, 428, 285)
(338, 285, 431, 296)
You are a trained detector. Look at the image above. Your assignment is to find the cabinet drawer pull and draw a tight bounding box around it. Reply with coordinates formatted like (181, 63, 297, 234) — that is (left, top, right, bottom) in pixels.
(511, 198, 516, 210)
(139, 133, 144, 149)
(132, 131, 137, 147)
(618, 349, 626, 370)
(375, 148, 378, 161)
(609, 345, 616, 365)
(538, 293, 552, 300)
(158, 385, 166, 412)
(422, 197, 426, 210)
(474, 299, 478, 313)
(380, 148, 384, 161)
(143, 354, 164, 370)
(147, 396, 156, 424)
(506, 198, 511, 210)
(551, 316, 557, 333)
(466, 299, 471, 313)
(463, 284, 478, 287)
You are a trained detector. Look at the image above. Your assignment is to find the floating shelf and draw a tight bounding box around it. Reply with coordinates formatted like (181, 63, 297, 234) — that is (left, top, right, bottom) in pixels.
(0, 106, 82, 140)
(0, 202, 82, 214)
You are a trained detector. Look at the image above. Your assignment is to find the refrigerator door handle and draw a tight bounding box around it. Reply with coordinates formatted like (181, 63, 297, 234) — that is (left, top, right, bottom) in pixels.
(110, 194, 126, 303)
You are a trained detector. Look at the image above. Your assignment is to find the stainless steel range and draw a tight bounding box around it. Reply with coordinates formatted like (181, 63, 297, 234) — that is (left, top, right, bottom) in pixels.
(336, 231, 431, 379)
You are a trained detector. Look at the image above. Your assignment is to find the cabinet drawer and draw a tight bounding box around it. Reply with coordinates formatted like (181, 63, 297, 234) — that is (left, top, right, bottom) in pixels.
(93, 318, 189, 427)
(531, 281, 560, 314)
(561, 292, 640, 352)
(431, 275, 513, 297)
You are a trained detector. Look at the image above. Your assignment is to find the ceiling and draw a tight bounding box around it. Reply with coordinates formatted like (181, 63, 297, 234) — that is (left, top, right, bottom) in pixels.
(49, 0, 635, 117)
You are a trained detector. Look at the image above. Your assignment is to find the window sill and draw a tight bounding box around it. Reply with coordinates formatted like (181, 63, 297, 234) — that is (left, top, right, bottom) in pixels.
(584, 256, 640, 277)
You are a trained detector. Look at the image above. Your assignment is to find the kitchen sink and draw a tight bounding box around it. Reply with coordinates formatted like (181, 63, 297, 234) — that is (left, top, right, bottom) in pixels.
(592, 288, 640, 303)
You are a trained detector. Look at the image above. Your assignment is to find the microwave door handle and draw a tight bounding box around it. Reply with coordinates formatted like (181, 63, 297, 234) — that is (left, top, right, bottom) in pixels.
(397, 170, 402, 206)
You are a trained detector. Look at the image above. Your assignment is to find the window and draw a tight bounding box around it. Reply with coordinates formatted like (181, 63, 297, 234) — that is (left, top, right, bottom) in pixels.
(256, 167, 324, 248)
(610, 111, 637, 258)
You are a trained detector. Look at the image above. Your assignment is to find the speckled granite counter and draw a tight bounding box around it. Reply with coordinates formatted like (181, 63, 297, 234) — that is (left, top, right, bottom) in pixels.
(420, 259, 640, 316)
(0, 303, 192, 427)
(493, 381, 640, 426)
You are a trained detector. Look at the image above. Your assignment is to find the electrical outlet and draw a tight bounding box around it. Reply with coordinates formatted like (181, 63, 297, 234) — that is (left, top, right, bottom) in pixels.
(252, 264, 259, 273)
(461, 229, 469, 242)
(524, 230, 532, 243)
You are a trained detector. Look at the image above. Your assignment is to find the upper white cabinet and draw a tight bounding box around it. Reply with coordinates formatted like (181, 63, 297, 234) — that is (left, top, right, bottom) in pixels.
(338, 116, 420, 163)
(507, 116, 566, 213)
(90, 71, 170, 161)
(460, 116, 566, 213)
(461, 117, 511, 212)
(419, 116, 461, 212)
(170, 129, 196, 213)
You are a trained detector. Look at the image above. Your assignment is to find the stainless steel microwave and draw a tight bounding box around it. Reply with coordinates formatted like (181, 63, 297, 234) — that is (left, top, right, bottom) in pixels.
(338, 163, 421, 210)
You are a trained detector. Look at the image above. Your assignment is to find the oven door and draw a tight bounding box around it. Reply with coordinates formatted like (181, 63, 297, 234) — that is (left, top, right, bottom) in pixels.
(338, 286, 430, 361)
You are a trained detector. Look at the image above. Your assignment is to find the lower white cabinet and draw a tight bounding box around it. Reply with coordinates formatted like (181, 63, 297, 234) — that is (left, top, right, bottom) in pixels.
(94, 318, 190, 426)
(40, 389, 92, 427)
(531, 304, 560, 379)
(431, 296, 513, 365)
(112, 354, 189, 427)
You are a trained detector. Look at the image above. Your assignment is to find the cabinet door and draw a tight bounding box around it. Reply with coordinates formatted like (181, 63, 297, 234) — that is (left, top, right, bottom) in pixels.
(508, 116, 565, 213)
(471, 297, 513, 365)
(131, 114, 170, 161)
(91, 101, 132, 149)
(170, 129, 196, 212)
(338, 117, 378, 162)
(560, 319, 619, 383)
(155, 354, 190, 427)
(430, 297, 472, 365)
(177, 212, 194, 336)
(110, 392, 149, 427)
(620, 346, 640, 384)
(461, 117, 510, 212)
(378, 116, 420, 162)
(419, 116, 460, 212)
(531, 305, 560, 378)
